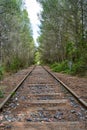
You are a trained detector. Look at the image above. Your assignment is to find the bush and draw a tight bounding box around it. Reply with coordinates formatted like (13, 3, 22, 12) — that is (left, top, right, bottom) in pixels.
(11, 58, 20, 71)
(50, 62, 59, 69)
(51, 61, 69, 73)
(50, 60, 87, 76)
(71, 60, 86, 75)
(6, 57, 24, 72)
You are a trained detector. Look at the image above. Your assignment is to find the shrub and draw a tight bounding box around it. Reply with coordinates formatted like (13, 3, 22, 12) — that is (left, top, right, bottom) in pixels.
(50, 62, 59, 69)
(51, 61, 69, 72)
(11, 59, 19, 71)
(71, 60, 86, 75)
(50, 60, 87, 76)
(10, 57, 23, 72)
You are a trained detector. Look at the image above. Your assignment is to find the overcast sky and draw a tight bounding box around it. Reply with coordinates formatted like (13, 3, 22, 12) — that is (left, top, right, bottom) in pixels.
(25, 0, 41, 46)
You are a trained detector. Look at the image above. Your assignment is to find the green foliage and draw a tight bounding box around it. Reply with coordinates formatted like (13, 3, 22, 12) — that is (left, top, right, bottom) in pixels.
(66, 41, 76, 59)
(0, 0, 35, 73)
(5, 57, 25, 72)
(0, 90, 4, 98)
(51, 59, 87, 76)
(37, 0, 87, 76)
(11, 91, 16, 97)
(51, 61, 69, 73)
(0, 66, 4, 80)
(10, 57, 21, 72)
(35, 51, 41, 65)
(71, 60, 86, 75)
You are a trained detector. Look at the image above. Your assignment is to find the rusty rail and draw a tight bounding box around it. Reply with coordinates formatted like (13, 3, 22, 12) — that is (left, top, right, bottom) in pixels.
(0, 66, 36, 111)
(43, 66, 87, 109)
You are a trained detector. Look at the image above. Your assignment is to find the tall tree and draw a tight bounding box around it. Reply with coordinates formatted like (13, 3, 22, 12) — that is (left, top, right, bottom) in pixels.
(37, 0, 87, 68)
(0, 0, 35, 71)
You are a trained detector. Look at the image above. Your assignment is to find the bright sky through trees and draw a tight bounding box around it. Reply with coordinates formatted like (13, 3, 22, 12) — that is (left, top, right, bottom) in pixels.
(25, 0, 41, 46)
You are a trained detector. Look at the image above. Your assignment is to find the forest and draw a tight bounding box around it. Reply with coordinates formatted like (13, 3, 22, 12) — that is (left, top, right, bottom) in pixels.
(0, 0, 35, 79)
(37, 0, 87, 75)
(0, 0, 87, 79)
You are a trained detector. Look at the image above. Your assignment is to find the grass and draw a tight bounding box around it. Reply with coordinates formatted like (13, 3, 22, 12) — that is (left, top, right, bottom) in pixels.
(11, 91, 16, 97)
(0, 90, 4, 98)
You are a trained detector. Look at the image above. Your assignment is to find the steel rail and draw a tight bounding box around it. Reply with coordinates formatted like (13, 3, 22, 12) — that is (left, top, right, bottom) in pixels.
(43, 66, 87, 109)
(0, 66, 36, 111)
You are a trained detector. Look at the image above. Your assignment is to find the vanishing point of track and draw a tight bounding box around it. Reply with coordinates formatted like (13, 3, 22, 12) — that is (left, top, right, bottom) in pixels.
(0, 66, 87, 130)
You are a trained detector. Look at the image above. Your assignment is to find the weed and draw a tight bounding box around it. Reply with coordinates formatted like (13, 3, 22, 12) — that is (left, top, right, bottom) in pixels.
(0, 90, 4, 98)
(11, 91, 16, 97)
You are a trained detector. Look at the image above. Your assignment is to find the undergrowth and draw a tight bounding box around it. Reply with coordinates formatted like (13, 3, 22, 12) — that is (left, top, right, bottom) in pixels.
(5, 57, 25, 73)
(50, 60, 87, 76)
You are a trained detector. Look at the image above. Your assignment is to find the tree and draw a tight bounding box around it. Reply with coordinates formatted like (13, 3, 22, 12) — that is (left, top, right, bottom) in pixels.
(0, 0, 35, 72)
(37, 0, 87, 74)
(37, 0, 87, 65)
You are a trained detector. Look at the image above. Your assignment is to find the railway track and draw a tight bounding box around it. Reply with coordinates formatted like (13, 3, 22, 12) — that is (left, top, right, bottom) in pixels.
(0, 66, 87, 130)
